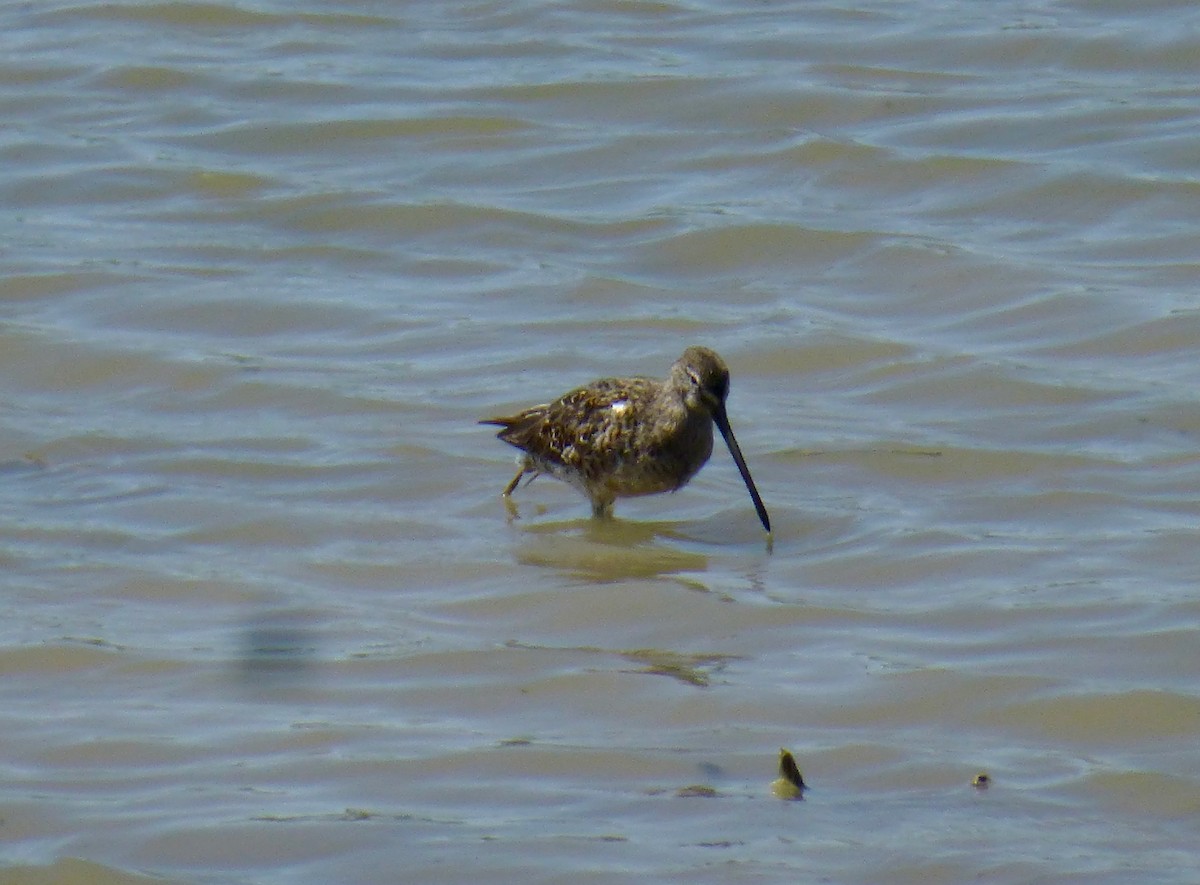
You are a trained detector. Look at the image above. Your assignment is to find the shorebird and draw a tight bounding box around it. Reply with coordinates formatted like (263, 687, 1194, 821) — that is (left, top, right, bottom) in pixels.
(481, 346, 771, 532)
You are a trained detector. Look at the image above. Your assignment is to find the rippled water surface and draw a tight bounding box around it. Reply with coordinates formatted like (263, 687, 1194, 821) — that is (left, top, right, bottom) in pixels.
(4, 1, 1200, 883)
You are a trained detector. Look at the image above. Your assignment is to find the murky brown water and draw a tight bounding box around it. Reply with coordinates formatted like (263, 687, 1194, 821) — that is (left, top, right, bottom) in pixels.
(4, 2, 1200, 883)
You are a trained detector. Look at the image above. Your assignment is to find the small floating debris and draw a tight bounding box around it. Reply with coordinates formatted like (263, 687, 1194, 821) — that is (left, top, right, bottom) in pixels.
(972, 772, 991, 790)
(676, 784, 718, 798)
(771, 748, 806, 800)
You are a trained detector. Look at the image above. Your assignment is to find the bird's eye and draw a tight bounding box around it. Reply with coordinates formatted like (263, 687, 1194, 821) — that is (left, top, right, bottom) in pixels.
(686, 368, 702, 387)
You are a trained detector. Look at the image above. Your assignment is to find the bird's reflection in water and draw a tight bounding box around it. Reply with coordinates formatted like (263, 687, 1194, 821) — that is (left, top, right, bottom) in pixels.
(513, 517, 709, 581)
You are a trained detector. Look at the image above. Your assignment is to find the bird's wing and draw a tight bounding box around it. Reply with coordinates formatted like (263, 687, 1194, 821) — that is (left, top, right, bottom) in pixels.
(485, 378, 654, 473)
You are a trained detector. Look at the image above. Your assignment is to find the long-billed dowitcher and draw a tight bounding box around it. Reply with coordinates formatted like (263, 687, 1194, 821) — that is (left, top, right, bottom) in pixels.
(481, 346, 771, 532)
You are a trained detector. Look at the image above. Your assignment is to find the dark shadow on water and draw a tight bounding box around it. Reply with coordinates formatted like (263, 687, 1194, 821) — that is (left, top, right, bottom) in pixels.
(234, 609, 321, 696)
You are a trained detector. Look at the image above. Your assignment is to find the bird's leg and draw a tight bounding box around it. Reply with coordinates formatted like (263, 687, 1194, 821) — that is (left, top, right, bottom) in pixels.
(502, 466, 527, 497)
(590, 494, 615, 519)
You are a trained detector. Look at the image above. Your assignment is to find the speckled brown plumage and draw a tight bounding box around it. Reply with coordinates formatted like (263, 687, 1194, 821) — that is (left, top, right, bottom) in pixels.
(481, 346, 771, 532)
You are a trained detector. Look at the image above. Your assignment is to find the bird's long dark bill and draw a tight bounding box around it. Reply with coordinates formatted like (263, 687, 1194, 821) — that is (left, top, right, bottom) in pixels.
(713, 406, 772, 533)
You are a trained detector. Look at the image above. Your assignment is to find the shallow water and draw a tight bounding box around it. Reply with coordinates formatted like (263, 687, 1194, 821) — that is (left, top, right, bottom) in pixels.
(4, 1, 1200, 883)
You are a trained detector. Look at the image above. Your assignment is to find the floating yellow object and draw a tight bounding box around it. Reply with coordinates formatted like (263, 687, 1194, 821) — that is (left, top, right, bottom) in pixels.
(771, 748, 806, 800)
(972, 772, 991, 790)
